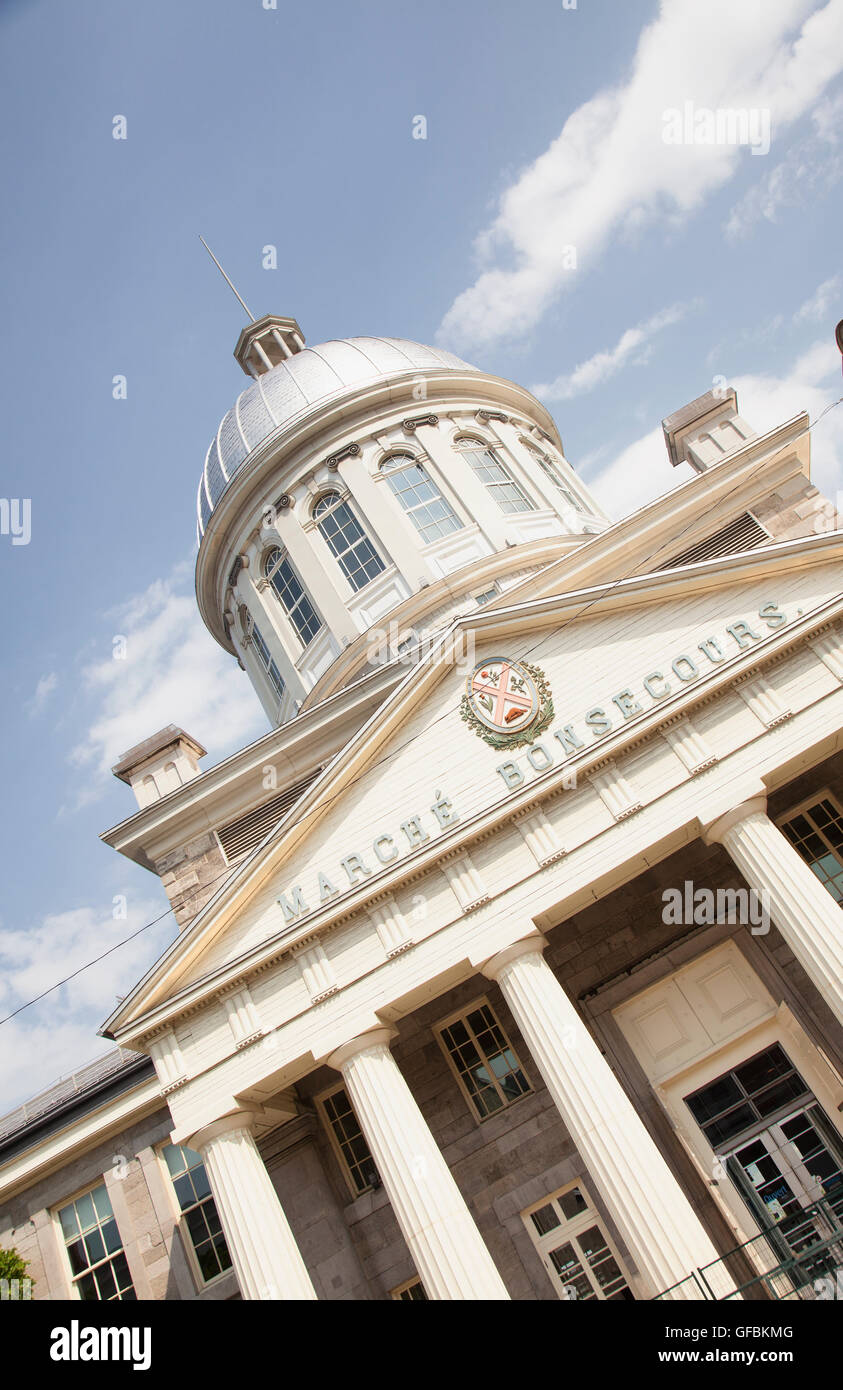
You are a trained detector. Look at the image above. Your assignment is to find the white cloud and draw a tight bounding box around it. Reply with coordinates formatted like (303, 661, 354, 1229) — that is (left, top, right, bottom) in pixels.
(725, 88, 843, 239)
(68, 560, 268, 804)
(438, 0, 843, 351)
(794, 273, 842, 323)
(587, 336, 843, 521)
(27, 671, 57, 716)
(732, 339, 843, 501)
(587, 427, 696, 523)
(0, 897, 172, 1112)
(532, 302, 694, 401)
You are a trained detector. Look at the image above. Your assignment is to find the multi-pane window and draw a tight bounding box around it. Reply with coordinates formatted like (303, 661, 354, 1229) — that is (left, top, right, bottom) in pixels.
(523, 1185, 634, 1301)
(162, 1143, 232, 1284)
(779, 797, 843, 903)
(684, 1044, 810, 1150)
(313, 491, 386, 591)
(523, 442, 581, 511)
(248, 618, 286, 702)
(438, 1001, 531, 1120)
(321, 1086, 377, 1195)
(379, 454, 463, 545)
(391, 1278, 428, 1301)
(264, 547, 322, 646)
(58, 1184, 136, 1301)
(454, 438, 535, 515)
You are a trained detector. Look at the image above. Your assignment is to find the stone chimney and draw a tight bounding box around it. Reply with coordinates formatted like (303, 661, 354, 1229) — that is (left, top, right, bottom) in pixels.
(112, 726, 207, 810)
(662, 387, 757, 474)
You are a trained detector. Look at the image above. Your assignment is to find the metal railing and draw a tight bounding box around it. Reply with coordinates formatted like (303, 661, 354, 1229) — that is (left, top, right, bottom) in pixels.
(653, 1195, 843, 1300)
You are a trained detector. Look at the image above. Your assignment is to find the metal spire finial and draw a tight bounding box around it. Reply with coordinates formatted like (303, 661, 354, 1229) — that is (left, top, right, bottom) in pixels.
(199, 236, 256, 323)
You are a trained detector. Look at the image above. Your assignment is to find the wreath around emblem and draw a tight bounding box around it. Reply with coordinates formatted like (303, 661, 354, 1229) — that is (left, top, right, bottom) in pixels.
(459, 660, 555, 750)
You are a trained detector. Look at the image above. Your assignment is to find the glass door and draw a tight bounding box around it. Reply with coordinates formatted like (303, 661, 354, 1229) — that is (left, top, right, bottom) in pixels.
(523, 1183, 635, 1301)
(684, 1044, 843, 1278)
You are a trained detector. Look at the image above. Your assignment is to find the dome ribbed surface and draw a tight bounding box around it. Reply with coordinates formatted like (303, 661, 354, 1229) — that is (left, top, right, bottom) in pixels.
(197, 336, 475, 537)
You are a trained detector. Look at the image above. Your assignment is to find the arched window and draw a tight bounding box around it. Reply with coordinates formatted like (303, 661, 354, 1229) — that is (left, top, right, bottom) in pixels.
(523, 441, 582, 512)
(454, 438, 535, 515)
(242, 607, 286, 702)
(313, 491, 386, 591)
(379, 454, 462, 545)
(263, 548, 322, 646)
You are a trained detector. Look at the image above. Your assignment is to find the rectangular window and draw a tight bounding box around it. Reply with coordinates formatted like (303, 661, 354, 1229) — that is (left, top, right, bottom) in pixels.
(381, 456, 463, 545)
(250, 620, 286, 702)
(438, 1000, 531, 1120)
(684, 1043, 810, 1150)
(269, 555, 322, 646)
(391, 1277, 428, 1301)
(458, 444, 536, 515)
(162, 1143, 232, 1284)
(320, 1085, 377, 1196)
(778, 795, 843, 903)
(57, 1183, 136, 1301)
(522, 1183, 634, 1301)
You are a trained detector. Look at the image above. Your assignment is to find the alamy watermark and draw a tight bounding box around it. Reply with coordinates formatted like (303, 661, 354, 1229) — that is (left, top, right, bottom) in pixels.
(662, 102, 771, 157)
(0, 498, 31, 545)
(365, 621, 476, 673)
(0, 1277, 32, 1300)
(662, 880, 771, 934)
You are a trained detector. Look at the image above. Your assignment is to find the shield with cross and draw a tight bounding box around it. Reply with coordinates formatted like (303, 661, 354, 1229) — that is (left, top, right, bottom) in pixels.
(461, 656, 554, 749)
(465, 658, 540, 733)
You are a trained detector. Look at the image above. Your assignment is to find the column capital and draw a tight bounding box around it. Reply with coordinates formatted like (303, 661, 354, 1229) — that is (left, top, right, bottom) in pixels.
(481, 931, 548, 981)
(188, 1109, 258, 1152)
(702, 795, 768, 845)
(327, 1026, 397, 1072)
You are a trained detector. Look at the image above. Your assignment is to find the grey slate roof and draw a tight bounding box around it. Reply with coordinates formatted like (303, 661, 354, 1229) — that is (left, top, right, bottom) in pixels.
(197, 336, 476, 538)
(0, 1047, 153, 1152)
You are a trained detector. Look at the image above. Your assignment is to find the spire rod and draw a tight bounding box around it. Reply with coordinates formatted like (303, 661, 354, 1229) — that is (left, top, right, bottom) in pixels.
(198, 236, 256, 322)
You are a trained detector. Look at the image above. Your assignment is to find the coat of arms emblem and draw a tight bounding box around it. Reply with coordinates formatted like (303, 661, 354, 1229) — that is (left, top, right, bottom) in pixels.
(460, 657, 554, 749)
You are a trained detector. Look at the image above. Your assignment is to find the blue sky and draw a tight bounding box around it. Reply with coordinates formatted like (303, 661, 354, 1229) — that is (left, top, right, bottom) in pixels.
(0, 0, 841, 1110)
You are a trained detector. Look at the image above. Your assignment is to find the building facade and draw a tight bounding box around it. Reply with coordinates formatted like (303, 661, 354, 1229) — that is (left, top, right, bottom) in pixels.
(2, 316, 842, 1302)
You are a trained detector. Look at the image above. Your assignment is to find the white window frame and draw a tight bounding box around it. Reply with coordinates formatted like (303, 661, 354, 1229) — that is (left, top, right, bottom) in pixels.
(156, 1141, 233, 1292)
(311, 489, 387, 592)
(472, 582, 500, 607)
(521, 438, 583, 512)
(317, 1082, 378, 1200)
(263, 545, 323, 647)
(521, 1179, 634, 1302)
(776, 788, 843, 905)
(53, 1178, 137, 1302)
(377, 451, 464, 545)
(453, 435, 537, 515)
(435, 995, 532, 1124)
(245, 612, 286, 705)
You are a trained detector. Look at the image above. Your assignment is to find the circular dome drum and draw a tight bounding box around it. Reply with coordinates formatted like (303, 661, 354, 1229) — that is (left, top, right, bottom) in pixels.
(197, 336, 474, 537)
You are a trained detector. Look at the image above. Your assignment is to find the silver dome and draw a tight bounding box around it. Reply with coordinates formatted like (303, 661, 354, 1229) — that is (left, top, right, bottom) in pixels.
(197, 336, 475, 537)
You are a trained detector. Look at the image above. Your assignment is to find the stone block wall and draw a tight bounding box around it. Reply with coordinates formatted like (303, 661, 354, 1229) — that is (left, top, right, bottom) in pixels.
(0, 1107, 238, 1302)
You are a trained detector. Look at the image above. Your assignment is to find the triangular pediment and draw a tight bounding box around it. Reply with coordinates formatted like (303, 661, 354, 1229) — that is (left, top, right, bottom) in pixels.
(103, 530, 843, 1038)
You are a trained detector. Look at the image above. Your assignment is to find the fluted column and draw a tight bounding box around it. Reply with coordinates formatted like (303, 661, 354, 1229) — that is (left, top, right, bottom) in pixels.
(483, 937, 730, 1299)
(704, 796, 843, 1026)
(191, 1113, 317, 1301)
(328, 1028, 509, 1300)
